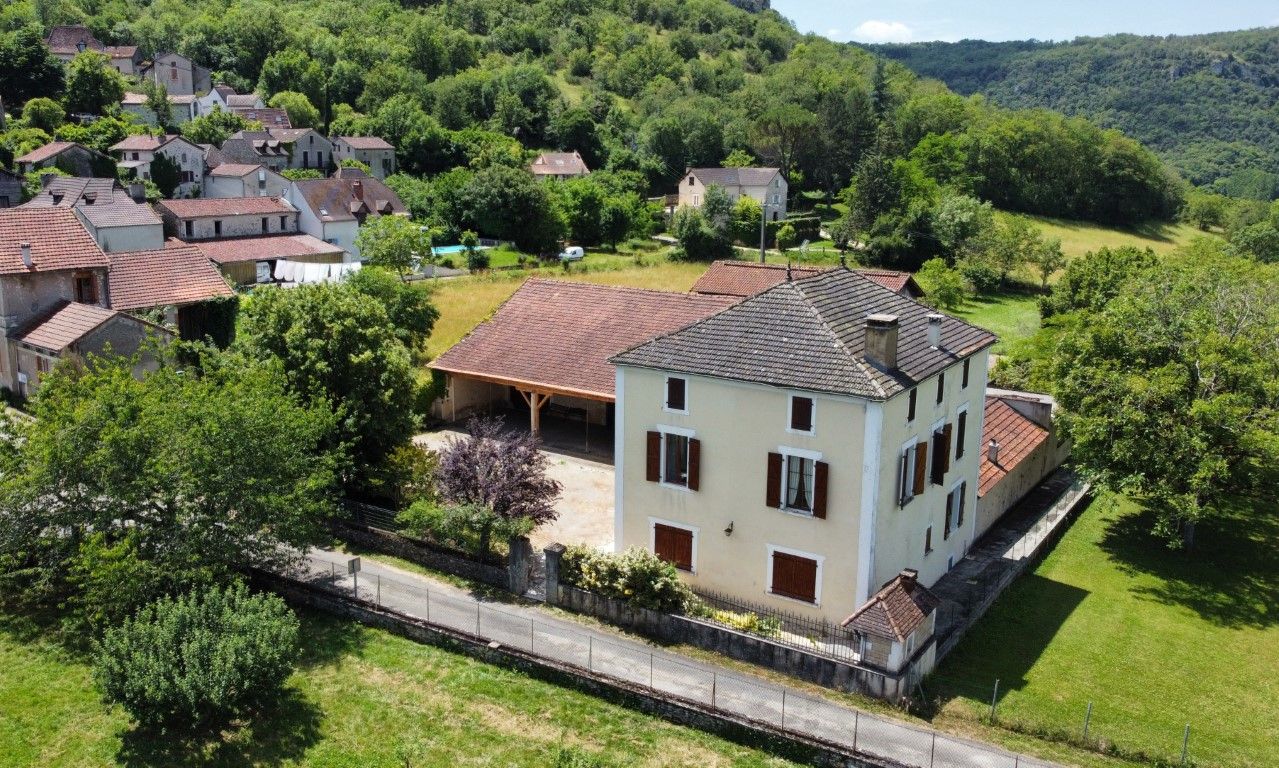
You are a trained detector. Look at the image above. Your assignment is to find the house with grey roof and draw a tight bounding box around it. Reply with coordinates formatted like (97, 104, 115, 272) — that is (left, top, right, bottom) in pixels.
(0, 169, 19, 209)
(109, 134, 205, 197)
(139, 52, 211, 96)
(285, 167, 407, 258)
(678, 166, 788, 220)
(224, 129, 333, 173)
(333, 136, 397, 179)
(44, 25, 141, 74)
(530, 150, 589, 180)
(610, 267, 996, 681)
(21, 176, 164, 253)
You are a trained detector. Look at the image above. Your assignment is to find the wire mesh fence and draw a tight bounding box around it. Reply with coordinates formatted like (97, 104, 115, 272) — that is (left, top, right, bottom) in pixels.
(292, 553, 1063, 768)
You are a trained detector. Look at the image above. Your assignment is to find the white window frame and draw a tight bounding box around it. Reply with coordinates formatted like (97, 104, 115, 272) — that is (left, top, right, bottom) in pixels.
(924, 523, 934, 555)
(692, 194, 701, 206)
(947, 477, 965, 538)
(777, 445, 823, 517)
(765, 544, 825, 606)
(899, 437, 918, 506)
(657, 424, 695, 492)
(663, 375, 689, 415)
(786, 393, 816, 436)
(648, 517, 698, 574)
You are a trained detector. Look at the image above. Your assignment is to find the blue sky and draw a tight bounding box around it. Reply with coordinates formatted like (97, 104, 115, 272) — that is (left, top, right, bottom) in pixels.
(771, 1, 1279, 44)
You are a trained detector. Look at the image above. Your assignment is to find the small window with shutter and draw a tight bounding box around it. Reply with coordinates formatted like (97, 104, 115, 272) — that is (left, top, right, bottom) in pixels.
(944, 490, 954, 540)
(665, 377, 687, 412)
(936, 372, 946, 404)
(653, 523, 694, 571)
(770, 451, 828, 518)
(924, 525, 934, 555)
(931, 424, 952, 485)
(647, 430, 699, 490)
(962, 359, 971, 388)
(789, 395, 814, 433)
(956, 481, 967, 528)
(907, 388, 917, 422)
(956, 410, 968, 460)
(769, 549, 820, 603)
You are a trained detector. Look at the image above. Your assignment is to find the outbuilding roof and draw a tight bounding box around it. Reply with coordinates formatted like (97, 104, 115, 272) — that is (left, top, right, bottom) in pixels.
(431, 279, 736, 400)
(979, 396, 1052, 497)
(194, 234, 343, 265)
(14, 301, 118, 352)
(690, 262, 924, 299)
(108, 240, 233, 310)
(339, 136, 394, 150)
(612, 268, 996, 400)
(157, 197, 294, 219)
(0, 208, 109, 274)
(530, 151, 590, 176)
(842, 570, 939, 642)
(14, 141, 84, 165)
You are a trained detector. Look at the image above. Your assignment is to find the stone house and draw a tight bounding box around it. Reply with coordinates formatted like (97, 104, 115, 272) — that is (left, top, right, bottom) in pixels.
(119, 92, 197, 126)
(14, 142, 114, 178)
(230, 107, 291, 130)
(678, 167, 788, 221)
(21, 177, 164, 253)
(975, 389, 1070, 538)
(106, 240, 234, 338)
(109, 135, 205, 197)
(610, 268, 995, 633)
(202, 164, 291, 199)
(43, 25, 141, 74)
(139, 52, 211, 97)
(224, 129, 333, 173)
(155, 197, 299, 241)
(333, 136, 397, 179)
(530, 151, 590, 181)
(195, 87, 264, 117)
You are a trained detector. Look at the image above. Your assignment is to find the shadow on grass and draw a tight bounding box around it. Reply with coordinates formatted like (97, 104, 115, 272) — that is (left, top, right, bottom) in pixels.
(932, 574, 1088, 704)
(1097, 499, 1279, 629)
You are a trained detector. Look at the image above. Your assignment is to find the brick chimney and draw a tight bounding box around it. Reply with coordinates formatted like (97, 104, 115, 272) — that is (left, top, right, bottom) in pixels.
(864, 313, 900, 371)
(927, 313, 944, 348)
(351, 179, 364, 201)
(898, 568, 919, 591)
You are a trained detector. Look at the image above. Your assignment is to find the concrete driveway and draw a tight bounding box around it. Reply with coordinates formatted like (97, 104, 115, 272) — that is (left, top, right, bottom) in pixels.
(415, 428, 616, 552)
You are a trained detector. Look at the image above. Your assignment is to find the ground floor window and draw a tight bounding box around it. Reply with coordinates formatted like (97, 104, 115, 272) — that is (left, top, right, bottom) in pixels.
(769, 548, 820, 603)
(653, 522, 694, 572)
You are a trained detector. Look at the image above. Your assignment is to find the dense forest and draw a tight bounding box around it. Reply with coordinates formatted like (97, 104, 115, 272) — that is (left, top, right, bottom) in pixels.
(871, 28, 1279, 199)
(1, 0, 1185, 259)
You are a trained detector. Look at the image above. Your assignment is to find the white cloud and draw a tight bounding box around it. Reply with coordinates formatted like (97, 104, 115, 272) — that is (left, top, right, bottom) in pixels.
(850, 20, 914, 44)
(826, 28, 842, 38)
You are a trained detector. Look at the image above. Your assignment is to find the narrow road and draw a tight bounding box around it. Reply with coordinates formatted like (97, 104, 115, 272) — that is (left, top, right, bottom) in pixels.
(297, 549, 1058, 768)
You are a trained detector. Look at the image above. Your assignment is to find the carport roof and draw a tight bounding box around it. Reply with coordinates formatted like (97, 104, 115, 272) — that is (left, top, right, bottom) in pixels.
(430, 279, 737, 400)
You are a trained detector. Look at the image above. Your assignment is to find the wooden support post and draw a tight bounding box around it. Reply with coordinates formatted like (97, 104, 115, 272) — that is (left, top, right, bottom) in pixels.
(518, 390, 550, 435)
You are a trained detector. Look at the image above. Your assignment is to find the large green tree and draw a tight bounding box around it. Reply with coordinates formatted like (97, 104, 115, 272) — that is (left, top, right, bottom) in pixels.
(62, 51, 126, 116)
(0, 26, 64, 109)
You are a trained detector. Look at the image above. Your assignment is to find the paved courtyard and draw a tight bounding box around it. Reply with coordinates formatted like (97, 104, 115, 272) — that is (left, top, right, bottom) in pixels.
(415, 422, 616, 552)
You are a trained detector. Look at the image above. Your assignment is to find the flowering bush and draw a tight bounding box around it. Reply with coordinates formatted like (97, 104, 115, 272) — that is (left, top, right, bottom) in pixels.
(560, 546, 693, 613)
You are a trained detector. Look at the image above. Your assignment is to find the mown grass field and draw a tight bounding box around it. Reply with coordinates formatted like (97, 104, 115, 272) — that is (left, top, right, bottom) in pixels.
(932, 495, 1279, 768)
(1005, 213, 1214, 261)
(0, 609, 801, 768)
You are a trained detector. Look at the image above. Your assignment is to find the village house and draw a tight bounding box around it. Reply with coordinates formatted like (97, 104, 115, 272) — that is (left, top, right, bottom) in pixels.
(678, 167, 788, 220)
(286, 167, 408, 257)
(139, 52, 211, 97)
(21, 177, 164, 253)
(106, 239, 234, 337)
(43, 25, 141, 74)
(13, 141, 114, 178)
(530, 151, 590, 181)
(195, 86, 264, 117)
(201, 163, 290, 199)
(109, 135, 204, 197)
(0, 170, 19, 208)
(119, 91, 197, 126)
(691, 260, 925, 300)
(230, 107, 291, 130)
(223, 129, 333, 173)
(155, 196, 298, 241)
(333, 136, 397, 179)
(976, 389, 1069, 538)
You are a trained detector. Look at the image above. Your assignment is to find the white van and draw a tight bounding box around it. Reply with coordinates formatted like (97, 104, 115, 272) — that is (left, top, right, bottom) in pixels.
(558, 246, 585, 262)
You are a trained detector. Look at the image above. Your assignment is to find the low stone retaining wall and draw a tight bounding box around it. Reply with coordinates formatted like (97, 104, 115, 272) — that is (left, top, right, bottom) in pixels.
(254, 569, 904, 768)
(332, 521, 510, 590)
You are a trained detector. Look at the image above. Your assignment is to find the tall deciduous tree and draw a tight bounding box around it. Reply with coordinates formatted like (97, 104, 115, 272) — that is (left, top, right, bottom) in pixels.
(355, 214, 433, 279)
(0, 27, 65, 109)
(63, 51, 126, 116)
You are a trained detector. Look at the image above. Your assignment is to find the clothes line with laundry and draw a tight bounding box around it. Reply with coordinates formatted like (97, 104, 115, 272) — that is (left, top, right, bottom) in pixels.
(272, 260, 362, 284)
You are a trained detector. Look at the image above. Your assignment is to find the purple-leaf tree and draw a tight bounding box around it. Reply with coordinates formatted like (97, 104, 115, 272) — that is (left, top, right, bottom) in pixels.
(435, 416, 562, 554)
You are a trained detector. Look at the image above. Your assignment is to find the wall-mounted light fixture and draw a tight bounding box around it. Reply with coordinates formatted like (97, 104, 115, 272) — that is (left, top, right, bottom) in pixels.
(724, 521, 734, 537)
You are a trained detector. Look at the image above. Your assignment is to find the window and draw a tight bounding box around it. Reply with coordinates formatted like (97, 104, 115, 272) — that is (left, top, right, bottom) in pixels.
(688, 176, 695, 186)
(897, 440, 928, 507)
(645, 431, 700, 490)
(131, 152, 139, 161)
(652, 522, 694, 572)
(768, 451, 828, 518)
(962, 359, 971, 388)
(769, 549, 820, 603)
(36, 356, 52, 375)
(665, 376, 686, 412)
(931, 423, 952, 485)
(907, 388, 917, 422)
(73, 273, 97, 304)
(183, 220, 193, 238)
(316, 151, 323, 168)
(261, 217, 268, 234)
(956, 480, 967, 527)
(924, 525, 934, 555)
(302, 150, 309, 167)
(692, 194, 701, 206)
(214, 220, 222, 237)
(789, 395, 814, 433)
(955, 410, 968, 461)
(936, 372, 945, 404)
(170, 63, 177, 81)
(279, 215, 287, 229)
(944, 489, 955, 540)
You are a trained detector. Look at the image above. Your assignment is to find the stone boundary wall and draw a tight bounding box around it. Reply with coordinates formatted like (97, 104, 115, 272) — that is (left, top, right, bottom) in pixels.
(332, 521, 510, 590)
(253, 570, 906, 768)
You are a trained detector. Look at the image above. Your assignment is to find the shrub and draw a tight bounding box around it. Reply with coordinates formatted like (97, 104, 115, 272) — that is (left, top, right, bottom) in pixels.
(94, 583, 299, 729)
(702, 608, 783, 638)
(397, 501, 532, 559)
(559, 546, 693, 612)
(957, 257, 1001, 294)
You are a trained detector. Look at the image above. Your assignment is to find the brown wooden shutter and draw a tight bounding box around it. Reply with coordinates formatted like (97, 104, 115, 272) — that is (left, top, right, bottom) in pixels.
(771, 552, 817, 602)
(766, 452, 783, 508)
(958, 481, 967, 526)
(941, 423, 953, 474)
(812, 461, 829, 519)
(913, 442, 928, 496)
(897, 453, 908, 506)
(931, 430, 945, 486)
(944, 490, 954, 539)
(687, 438, 701, 491)
(791, 396, 813, 432)
(646, 431, 661, 482)
(654, 524, 693, 571)
(956, 411, 967, 460)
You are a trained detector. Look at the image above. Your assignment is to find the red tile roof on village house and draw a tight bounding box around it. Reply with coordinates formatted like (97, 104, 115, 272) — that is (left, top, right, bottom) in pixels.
(44, 25, 103, 54)
(0, 207, 109, 275)
(530, 151, 590, 176)
(431, 279, 737, 400)
(157, 197, 294, 219)
(690, 260, 923, 299)
(14, 301, 118, 352)
(339, 136, 395, 150)
(108, 240, 233, 311)
(231, 107, 291, 128)
(110, 134, 174, 152)
(842, 570, 939, 642)
(978, 396, 1051, 497)
(14, 141, 82, 165)
(193, 234, 343, 265)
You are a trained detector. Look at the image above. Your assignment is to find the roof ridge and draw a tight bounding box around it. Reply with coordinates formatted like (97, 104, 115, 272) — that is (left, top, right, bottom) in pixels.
(791, 273, 889, 399)
(525, 277, 729, 303)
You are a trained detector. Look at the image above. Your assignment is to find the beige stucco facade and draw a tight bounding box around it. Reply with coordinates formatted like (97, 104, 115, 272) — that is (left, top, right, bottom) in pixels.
(615, 348, 989, 625)
(677, 171, 789, 220)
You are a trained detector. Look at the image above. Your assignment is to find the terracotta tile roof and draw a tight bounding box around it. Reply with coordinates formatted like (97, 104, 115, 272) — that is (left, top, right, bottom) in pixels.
(292, 175, 406, 222)
(979, 396, 1051, 497)
(432, 279, 737, 400)
(44, 25, 102, 54)
(194, 234, 343, 265)
(0, 207, 108, 274)
(120, 92, 149, 106)
(105, 45, 137, 59)
(110, 134, 170, 152)
(690, 261, 923, 298)
(157, 197, 294, 219)
(14, 301, 117, 352)
(688, 167, 780, 187)
(77, 199, 163, 230)
(614, 268, 997, 400)
(842, 571, 939, 642)
(108, 240, 232, 310)
(339, 136, 394, 150)
(530, 151, 589, 176)
(15, 141, 81, 165)
(231, 107, 291, 128)
(226, 94, 262, 108)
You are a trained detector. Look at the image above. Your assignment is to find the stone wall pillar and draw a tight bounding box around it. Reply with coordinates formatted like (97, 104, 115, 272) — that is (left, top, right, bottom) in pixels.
(543, 543, 566, 606)
(507, 535, 532, 595)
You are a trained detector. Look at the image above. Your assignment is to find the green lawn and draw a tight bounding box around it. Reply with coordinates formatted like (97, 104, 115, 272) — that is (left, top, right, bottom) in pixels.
(0, 609, 801, 767)
(1004, 213, 1215, 261)
(953, 291, 1042, 351)
(932, 495, 1279, 768)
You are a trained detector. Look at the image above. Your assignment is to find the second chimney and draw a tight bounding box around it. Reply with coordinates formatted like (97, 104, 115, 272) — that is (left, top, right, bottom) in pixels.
(864, 313, 900, 371)
(898, 568, 919, 590)
(987, 438, 1001, 466)
(128, 182, 146, 203)
(19, 242, 32, 269)
(927, 313, 944, 348)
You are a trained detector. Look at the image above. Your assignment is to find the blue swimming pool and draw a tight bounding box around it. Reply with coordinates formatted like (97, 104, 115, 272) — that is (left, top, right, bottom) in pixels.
(432, 244, 490, 256)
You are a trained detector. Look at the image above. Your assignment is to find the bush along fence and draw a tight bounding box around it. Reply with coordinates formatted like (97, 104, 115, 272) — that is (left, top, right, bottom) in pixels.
(546, 544, 916, 702)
